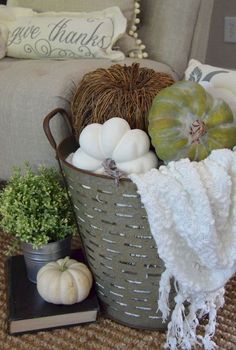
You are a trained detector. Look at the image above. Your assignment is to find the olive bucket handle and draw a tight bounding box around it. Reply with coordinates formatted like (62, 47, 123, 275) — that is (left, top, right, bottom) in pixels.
(43, 108, 83, 250)
(43, 107, 74, 156)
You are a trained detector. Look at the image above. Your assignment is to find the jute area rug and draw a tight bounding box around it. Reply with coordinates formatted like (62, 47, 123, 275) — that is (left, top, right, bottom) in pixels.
(0, 231, 235, 350)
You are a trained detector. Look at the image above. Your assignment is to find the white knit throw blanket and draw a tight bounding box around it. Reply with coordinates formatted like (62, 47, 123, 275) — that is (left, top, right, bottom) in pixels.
(130, 148, 236, 350)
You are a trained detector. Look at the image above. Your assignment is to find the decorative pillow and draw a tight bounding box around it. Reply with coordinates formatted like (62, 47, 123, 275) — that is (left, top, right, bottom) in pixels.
(0, 6, 127, 60)
(6, 0, 147, 58)
(185, 59, 236, 120)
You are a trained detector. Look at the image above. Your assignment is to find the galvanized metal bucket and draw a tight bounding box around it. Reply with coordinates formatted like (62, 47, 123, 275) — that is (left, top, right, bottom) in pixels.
(22, 236, 72, 283)
(43, 108, 173, 330)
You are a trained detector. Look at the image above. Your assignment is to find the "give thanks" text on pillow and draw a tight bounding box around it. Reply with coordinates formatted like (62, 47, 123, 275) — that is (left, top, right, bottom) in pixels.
(1, 6, 127, 60)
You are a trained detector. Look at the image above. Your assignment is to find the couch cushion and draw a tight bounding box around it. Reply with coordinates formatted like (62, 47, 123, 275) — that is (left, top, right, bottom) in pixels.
(7, 0, 135, 26)
(0, 57, 177, 180)
(6, 0, 146, 58)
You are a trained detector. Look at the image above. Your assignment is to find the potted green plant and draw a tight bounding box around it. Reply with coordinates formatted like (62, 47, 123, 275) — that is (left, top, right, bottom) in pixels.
(0, 165, 77, 283)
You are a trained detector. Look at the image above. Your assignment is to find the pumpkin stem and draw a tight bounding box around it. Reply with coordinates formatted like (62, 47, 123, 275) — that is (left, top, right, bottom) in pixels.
(60, 256, 70, 271)
(189, 119, 206, 144)
(102, 158, 127, 186)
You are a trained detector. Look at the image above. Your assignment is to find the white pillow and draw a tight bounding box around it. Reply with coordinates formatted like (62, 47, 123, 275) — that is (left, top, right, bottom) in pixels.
(185, 59, 236, 120)
(6, 0, 147, 59)
(0, 5, 127, 60)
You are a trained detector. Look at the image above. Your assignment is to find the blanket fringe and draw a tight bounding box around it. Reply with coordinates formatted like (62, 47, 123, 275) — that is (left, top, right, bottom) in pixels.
(157, 269, 172, 321)
(162, 286, 225, 350)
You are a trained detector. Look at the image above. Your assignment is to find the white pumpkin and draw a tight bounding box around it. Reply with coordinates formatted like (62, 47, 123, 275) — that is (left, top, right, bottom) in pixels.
(37, 257, 93, 305)
(72, 117, 158, 174)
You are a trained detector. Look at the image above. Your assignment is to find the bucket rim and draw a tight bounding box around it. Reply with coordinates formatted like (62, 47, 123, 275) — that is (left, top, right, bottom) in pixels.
(21, 235, 72, 250)
(57, 135, 132, 183)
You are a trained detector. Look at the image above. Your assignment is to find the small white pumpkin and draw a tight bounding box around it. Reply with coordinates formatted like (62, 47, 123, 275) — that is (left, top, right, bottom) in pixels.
(72, 117, 158, 174)
(36, 257, 93, 305)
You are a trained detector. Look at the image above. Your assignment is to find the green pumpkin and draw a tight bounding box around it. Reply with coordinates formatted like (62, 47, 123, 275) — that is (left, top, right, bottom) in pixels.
(148, 80, 236, 162)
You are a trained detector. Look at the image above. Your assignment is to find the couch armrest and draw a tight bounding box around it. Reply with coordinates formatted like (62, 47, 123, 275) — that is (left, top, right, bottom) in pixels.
(190, 0, 215, 64)
(139, 0, 215, 78)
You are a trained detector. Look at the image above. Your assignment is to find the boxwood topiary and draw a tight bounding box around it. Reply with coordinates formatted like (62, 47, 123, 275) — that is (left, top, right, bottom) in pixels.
(0, 165, 76, 249)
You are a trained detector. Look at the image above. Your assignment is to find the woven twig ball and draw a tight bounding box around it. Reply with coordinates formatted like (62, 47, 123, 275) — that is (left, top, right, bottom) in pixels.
(71, 63, 174, 136)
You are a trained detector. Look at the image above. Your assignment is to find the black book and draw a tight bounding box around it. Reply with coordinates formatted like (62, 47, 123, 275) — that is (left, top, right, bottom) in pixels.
(6, 250, 100, 335)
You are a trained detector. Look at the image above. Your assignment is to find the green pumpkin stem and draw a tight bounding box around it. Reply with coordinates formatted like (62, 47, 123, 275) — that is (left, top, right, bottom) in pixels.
(60, 256, 70, 271)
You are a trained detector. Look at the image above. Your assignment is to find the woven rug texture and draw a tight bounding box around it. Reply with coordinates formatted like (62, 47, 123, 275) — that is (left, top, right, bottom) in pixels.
(0, 231, 235, 350)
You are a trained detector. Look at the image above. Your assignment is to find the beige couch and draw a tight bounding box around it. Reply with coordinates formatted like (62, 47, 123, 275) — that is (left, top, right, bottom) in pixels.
(0, 0, 214, 180)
